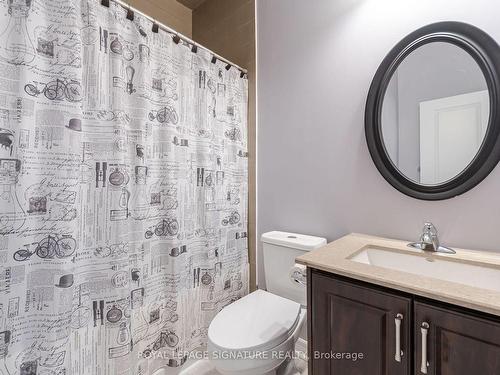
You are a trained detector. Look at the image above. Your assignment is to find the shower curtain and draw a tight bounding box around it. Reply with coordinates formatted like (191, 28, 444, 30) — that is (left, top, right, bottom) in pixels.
(0, 0, 249, 374)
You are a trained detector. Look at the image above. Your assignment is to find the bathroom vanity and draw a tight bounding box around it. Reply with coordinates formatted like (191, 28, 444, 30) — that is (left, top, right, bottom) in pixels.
(296, 234, 500, 375)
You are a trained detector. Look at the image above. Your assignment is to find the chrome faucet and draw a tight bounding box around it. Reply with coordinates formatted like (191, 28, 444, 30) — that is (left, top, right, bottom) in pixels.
(421, 222, 440, 250)
(408, 222, 456, 254)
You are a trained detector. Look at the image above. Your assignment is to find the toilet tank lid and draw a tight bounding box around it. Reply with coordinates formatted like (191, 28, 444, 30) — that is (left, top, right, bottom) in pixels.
(261, 231, 327, 251)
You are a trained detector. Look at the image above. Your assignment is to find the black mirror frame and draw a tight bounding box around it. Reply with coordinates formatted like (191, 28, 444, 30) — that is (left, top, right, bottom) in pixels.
(365, 22, 500, 200)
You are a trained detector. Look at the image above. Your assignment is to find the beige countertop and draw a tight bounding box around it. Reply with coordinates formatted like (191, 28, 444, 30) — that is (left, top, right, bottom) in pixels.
(296, 233, 500, 317)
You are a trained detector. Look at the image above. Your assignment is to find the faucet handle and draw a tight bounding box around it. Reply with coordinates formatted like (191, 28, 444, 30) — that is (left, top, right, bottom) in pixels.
(422, 222, 437, 236)
(420, 222, 438, 245)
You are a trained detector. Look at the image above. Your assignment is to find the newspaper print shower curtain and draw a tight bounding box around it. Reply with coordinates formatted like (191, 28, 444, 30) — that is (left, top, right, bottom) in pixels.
(0, 0, 249, 374)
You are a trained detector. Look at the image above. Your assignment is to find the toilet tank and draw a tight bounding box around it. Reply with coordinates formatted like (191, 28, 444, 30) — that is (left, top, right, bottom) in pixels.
(262, 231, 326, 306)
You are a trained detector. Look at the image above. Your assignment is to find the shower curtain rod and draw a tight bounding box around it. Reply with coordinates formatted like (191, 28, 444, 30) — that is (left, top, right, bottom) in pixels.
(110, 0, 248, 74)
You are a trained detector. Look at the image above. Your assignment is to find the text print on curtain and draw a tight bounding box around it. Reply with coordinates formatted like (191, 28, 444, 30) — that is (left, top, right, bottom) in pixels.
(0, 0, 249, 373)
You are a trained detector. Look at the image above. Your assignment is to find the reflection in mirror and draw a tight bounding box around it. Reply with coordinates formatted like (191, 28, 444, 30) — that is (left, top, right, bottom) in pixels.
(381, 42, 490, 185)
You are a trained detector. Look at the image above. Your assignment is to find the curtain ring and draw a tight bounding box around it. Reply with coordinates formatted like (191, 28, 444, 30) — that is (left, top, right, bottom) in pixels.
(152, 19, 159, 33)
(126, 4, 134, 21)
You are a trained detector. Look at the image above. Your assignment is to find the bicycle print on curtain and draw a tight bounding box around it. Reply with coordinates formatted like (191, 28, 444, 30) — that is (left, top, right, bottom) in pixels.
(0, 0, 249, 374)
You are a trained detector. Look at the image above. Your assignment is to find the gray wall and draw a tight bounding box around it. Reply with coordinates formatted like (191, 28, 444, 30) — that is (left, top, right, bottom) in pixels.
(256, 0, 500, 288)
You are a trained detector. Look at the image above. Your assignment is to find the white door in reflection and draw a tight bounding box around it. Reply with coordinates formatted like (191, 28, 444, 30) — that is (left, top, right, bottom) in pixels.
(419, 90, 489, 185)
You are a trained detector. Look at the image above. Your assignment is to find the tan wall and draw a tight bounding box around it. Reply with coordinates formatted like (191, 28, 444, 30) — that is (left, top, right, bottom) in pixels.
(129, 0, 192, 37)
(192, 0, 256, 290)
(129, 0, 256, 290)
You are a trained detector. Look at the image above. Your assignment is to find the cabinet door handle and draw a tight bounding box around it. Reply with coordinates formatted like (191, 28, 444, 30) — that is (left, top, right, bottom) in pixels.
(421, 322, 430, 374)
(394, 313, 404, 362)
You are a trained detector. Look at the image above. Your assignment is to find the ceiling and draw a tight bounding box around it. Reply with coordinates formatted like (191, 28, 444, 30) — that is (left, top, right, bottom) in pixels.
(176, 0, 208, 10)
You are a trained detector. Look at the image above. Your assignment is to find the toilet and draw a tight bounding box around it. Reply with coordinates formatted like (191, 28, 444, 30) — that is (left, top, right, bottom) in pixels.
(207, 231, 327, 375)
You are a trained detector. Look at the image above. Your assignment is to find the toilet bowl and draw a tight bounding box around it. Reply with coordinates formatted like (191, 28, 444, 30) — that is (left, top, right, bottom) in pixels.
(207, 289, 306, 375)
(208, 231, 326, 375)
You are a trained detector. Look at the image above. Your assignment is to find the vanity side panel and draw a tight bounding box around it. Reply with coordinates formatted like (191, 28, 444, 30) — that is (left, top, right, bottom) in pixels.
(307, 267, 313, 375)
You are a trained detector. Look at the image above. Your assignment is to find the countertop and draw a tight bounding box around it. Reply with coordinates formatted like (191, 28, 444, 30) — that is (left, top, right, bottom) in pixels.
(296, 233, 500, 317)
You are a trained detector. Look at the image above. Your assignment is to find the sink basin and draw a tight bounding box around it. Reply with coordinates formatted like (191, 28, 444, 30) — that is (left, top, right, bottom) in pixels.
(349, 246, 500, 293)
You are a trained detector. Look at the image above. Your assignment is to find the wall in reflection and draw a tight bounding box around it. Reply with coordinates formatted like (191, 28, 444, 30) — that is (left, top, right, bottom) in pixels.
(381, 42, 488, 183)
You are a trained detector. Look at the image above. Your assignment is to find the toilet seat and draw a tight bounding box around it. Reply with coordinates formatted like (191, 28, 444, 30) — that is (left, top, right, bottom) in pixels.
(208, 289, 301, 352)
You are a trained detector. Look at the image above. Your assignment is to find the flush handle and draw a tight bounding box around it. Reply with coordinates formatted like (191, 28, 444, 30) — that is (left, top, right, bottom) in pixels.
(421, 322, 430, 374)
(394, 313, 404, 362)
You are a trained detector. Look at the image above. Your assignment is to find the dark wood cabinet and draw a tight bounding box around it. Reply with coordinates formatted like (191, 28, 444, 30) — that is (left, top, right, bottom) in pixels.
(309, 271, 411, 375)
(414, 301, 500, 375)
(308, 269, 500, 375)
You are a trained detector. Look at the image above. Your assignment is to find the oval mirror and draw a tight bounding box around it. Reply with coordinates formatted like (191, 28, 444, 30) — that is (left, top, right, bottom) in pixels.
(366, 22, 500, 200)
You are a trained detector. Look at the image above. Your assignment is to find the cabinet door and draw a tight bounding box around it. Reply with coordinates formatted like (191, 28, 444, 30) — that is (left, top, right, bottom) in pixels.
(310, 271, 411, 375)
(415, 301, 500, 375)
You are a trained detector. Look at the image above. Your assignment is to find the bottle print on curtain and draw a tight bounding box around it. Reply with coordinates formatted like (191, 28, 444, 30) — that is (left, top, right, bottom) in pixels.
(0, 0, 249, 374)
